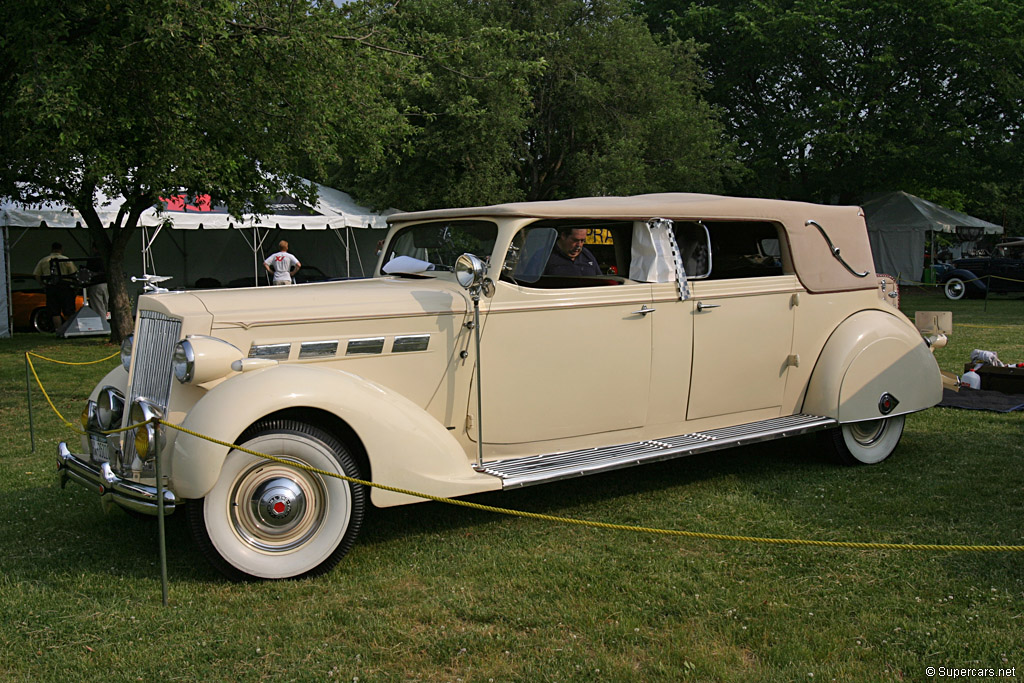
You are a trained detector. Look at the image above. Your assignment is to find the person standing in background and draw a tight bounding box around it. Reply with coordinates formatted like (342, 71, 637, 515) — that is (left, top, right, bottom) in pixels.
(263, 240, 302, 285)
(86, 243, 108, 321)
(32, 242, 78, 333)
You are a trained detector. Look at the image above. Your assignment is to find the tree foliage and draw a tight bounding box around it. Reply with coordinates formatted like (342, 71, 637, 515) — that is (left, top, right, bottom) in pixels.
(335, 0, 741, 210)
(640, 0, 1024, 228)
(0, 0, 407, 341)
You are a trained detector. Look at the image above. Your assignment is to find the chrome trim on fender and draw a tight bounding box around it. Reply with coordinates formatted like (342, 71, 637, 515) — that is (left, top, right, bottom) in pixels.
(57, 442, 176, 515)
(392, 334, 430, 353)
(346, 337, 385, 355)
(299, 340, 339, 359)
(248, 342, 291, 360)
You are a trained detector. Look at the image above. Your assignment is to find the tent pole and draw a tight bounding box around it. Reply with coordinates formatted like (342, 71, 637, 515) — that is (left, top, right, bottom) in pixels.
(345, 228, 351, 278)
(355, 227, 365, 277)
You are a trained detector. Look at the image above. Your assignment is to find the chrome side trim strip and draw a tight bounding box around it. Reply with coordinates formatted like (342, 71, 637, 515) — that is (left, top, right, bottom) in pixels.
(392, 334, 430, 353)
(299, 340, 339, 359)
(346, 337, 385, 355)
(248, 342, 291, 360)
(475, 414, 837, 489)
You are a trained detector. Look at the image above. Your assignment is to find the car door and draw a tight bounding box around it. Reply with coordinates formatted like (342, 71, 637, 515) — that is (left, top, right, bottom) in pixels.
(470, 272, 654, 446)
(685, 223, 799, 422)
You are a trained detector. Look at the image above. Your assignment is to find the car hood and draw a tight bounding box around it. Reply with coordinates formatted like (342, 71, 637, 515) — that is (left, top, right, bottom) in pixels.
(139, 276, 470, 330)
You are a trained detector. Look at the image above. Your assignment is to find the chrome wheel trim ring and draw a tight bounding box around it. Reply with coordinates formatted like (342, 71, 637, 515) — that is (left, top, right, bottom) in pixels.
(847, 419, 887, 447)
(229, 461, 326, 553)
(944, 279, 965, 300)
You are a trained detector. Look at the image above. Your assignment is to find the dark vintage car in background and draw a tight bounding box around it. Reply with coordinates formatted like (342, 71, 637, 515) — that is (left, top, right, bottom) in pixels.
(939, 238, 1024, 300)
(10, 273, 84, 332)
(222, 265, 335, 288)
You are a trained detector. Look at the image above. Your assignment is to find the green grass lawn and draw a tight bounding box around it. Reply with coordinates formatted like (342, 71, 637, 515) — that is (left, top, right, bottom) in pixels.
(1, 289, 1021, 681)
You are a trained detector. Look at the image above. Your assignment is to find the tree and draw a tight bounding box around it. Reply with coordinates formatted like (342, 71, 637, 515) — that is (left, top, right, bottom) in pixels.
(334, 0, 741, 210)
(0, 0, 408, 342)
(640, 0, 1024, 229)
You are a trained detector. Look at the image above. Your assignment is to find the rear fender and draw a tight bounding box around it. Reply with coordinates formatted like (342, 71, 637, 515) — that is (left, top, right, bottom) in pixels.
(803, 310, 942, 422)
(170, 364, 498, 507)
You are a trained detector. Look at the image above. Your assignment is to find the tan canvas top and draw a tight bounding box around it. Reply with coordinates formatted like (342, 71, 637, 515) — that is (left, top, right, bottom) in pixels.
(389, 193, 877, 293)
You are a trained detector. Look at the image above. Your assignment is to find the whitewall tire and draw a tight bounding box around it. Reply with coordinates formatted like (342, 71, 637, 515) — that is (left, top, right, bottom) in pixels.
(822, 415, 906, 466)
(187, 419, 366, 581)
(943, 277, 968, 300)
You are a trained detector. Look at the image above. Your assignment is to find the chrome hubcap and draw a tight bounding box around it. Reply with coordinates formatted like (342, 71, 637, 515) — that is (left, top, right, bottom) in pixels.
(251, 477, 306, 528)
(230, 463, 326, 553)
(848, 419, 886, 447)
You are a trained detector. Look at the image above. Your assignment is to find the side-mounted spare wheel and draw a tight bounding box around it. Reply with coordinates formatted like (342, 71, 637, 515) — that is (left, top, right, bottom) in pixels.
(187, 419, 366, 581)
(820, 415, 906, 466)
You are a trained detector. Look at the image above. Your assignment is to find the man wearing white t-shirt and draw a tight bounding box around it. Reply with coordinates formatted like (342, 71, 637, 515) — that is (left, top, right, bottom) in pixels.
(264, 240, 302, 285)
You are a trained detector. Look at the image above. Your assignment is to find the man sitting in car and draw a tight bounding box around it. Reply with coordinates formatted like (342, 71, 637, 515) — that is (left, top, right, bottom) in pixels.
(544, 227, 602, 276)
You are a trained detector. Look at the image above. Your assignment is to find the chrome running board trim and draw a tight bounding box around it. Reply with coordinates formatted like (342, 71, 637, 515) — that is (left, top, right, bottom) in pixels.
(475, 414, 836, 489)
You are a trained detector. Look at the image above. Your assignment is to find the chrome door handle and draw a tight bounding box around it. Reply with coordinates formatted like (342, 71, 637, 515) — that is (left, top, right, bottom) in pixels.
(696, 301, 720, 312)
(632, 305, 656, 316)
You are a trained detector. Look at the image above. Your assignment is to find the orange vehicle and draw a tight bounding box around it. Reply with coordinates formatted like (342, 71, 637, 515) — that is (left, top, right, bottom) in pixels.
(10, 273, 84, 333)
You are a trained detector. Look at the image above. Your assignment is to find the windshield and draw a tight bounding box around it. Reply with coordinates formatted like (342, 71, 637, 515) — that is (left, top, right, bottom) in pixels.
(381, 220, 498, 274)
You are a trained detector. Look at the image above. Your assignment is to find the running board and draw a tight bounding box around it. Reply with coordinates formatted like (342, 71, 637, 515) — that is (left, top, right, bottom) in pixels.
(475, 414, 837, 489)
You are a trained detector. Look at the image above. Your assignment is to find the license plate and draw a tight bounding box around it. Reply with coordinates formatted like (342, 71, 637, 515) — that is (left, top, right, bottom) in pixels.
(89, 435, 109, 463)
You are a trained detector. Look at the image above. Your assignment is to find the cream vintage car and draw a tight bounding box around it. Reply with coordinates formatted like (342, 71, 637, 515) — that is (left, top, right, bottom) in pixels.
(58, 193, 943, 580)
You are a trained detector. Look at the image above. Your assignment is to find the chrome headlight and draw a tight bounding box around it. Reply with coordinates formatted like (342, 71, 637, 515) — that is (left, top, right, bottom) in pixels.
(81, 400, 98, 431)
(130, 400, 163, 461)
(120, 335, 134, 372)
(96, 386, 125, 431)
(173, 340, 196, 383)
(455, 253, 485, 290)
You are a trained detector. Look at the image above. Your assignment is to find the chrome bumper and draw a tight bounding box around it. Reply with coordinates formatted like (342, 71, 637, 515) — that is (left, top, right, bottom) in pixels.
(57, 442, 177, 516)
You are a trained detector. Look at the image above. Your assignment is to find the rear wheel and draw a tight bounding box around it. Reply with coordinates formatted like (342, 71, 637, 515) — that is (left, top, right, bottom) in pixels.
(31, 308, 54, 333)
(187, 419, 366, 581)
(820, 415, 905, 466)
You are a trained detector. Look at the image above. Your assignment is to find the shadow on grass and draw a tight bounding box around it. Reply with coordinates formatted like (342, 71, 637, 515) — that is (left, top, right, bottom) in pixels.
(359, 434, 833, 549)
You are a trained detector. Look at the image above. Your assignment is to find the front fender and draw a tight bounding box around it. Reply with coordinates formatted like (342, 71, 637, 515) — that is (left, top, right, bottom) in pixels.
(170, 365, 499, 506)
(942, 268, 987, 292)
(803, 310, 942, 422)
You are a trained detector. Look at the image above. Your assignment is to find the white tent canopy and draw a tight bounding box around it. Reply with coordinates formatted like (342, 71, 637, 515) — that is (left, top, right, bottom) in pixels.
(1, 178, 391, 230)
(2, 180, 395, 291)
(862, 191, 1003, 284)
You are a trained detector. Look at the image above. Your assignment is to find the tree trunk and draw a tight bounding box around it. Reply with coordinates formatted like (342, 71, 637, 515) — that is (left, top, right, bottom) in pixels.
(106, 239, 135, 345)
(85, 207, 140, 346)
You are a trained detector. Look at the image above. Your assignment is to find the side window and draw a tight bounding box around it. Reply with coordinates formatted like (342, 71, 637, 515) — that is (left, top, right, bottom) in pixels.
(705, 221, 787, 279)
(382, 220, 498, 274)
(674, 222, 712, 279)
(505, 219, 636, 288)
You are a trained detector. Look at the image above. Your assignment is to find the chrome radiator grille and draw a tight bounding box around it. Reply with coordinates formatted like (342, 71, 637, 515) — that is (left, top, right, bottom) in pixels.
(118, 310, 182, 474)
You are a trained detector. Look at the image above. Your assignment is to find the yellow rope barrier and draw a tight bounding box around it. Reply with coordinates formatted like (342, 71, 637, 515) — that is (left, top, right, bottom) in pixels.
(900, 274, 1024, 287)
(956, 323, 1024, 330)
(25, 350, 1024, 553)
(157, 419, 1024, 553)
(27, 350, 120, 365)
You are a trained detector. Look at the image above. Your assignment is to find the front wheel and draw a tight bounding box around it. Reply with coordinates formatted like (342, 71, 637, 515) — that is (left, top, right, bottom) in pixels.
(187, 419, 366, 581)
(820, 415, 905, 466)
